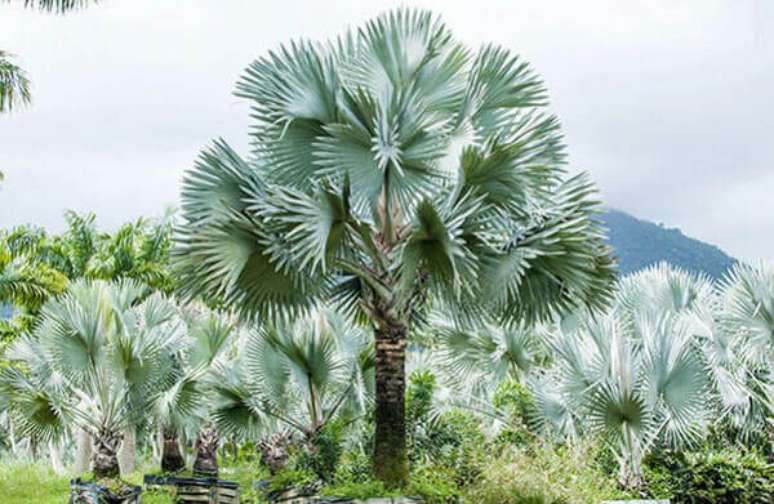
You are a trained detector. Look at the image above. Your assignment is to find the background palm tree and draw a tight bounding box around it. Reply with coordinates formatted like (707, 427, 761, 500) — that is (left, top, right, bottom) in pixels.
(153, 308, 235, 475)
(0, 236, 67, 340)
(212, 310, 373, 447)
(0, 50, 31, 114)
(0, 279, 180, 479)
(528, 309, 710, 489)
(174, 8, 614, 485)
(716, 261, 774, 439)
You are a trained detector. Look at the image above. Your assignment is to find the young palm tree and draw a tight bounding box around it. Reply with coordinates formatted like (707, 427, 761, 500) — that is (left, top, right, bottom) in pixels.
(210, 309, 374, 474)
(435, 319, 541, 396)
(534, 312, 710, 489)
(174, 8, 614, 484)
(153, 309, 235, 475)
(0, 279, 181, 479)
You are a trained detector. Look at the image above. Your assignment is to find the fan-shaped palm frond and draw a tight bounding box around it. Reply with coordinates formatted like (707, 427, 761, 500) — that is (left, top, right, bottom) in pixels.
(719, 261, 774, 360)
(615, 262, 714, 321)
(211, 309, 373, 441)
(715, 261, 774, 436)
(434, 317, 539, 398)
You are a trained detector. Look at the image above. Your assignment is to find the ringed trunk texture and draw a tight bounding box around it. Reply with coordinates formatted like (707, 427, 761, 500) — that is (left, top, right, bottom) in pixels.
(74, 427, 93, 475)
(92, 427, 122, 479)
(373, 323, 408, 487)
(118, 427, 136, 475)
(161, 427, 186, 473)
(192, 423, 219, 478)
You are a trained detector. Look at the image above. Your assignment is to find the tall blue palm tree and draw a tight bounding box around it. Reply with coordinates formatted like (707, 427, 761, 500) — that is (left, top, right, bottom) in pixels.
(174, 8, 614, 485)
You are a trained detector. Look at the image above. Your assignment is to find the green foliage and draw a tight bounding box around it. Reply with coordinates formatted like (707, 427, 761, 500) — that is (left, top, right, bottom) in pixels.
(492, 380, 536, 448)
(406, 369, 436, 430)
(0, 460, 69, 504)
(0, 212, 174, 349)
(266, 466, 318, 496)
(463, 441, 633, 504)
(405, 370, 487, 487)
(325, 456, 461, 503)
(321, 478, 399, 500)
(493, 380, 535, 424)
(406, 465, 462, 503)
(296, 421, 345, 482)
(644, 447, 774, 503)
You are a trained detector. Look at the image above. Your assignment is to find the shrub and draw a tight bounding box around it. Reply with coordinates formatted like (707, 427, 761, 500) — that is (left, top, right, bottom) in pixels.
(645, 447, 774, 503)
(296, 421, 345, 482)
(266, 467, 318, 496)
(406, 370, 487, 486)
(407, 464, 462, 503)
(463, 440, 632, 504)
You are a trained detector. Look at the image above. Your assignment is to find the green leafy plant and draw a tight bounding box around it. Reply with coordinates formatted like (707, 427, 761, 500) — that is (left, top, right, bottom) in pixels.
(645, 447, 774, 503)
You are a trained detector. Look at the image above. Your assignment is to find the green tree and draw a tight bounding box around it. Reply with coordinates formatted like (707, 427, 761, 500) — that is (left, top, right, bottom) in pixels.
(174, 8, 614, 485)
(0, 212, 173, 344)
(0, 236, 67, 342)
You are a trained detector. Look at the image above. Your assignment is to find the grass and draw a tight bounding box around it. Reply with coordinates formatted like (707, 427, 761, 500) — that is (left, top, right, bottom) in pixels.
(0, 444, 633, 504)
(462, 441, 635, 504)
(0, 461, 70, 504)
(0, 459, 267, 504)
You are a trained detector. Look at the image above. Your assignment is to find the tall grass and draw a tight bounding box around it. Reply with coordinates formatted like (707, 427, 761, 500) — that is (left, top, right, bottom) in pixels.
(463, 440, 635, 504)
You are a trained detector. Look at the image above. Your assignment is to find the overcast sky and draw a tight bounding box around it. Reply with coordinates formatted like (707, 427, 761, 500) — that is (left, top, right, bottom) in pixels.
(1, 0, 772, 261)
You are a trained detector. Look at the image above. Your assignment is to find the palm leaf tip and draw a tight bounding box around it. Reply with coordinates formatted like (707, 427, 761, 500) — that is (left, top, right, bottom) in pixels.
(0, 51, 32, 113)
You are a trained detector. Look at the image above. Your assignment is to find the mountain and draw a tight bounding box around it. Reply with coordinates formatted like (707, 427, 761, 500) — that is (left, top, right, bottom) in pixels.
(600, 209, 736, 281)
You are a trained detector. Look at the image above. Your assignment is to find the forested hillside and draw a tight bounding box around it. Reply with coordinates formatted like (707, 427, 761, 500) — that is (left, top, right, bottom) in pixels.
(602, 208, 736, 280)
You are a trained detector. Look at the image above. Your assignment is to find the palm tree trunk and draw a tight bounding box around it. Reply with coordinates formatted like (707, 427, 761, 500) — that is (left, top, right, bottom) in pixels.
(49, 440, 65, 475)
(118, 427, 136, 475)
(9, 418, 17, 456)
(161, 427, 186, 473)
(373, 322, 408, 487)
(92, 427, 122, 479)
(192, 423, 219, 478)
(30, 438, 39, 459)
(74, 427, 92, 475)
